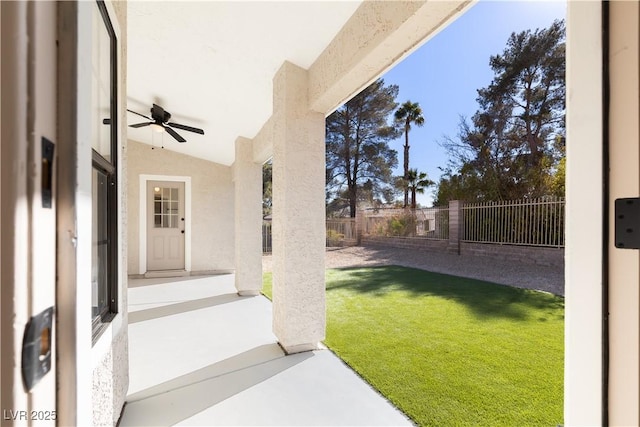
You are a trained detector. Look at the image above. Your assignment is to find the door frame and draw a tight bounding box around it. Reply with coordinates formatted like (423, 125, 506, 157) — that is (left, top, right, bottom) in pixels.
(606, 2, 640, 424)
(139, 174, 192, 274)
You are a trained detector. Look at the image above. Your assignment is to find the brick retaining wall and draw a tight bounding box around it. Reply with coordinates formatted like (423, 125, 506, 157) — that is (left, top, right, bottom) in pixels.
(460, 242, 563, 267)
(362, 236, 449, 252)
(362, 236, 563, 268)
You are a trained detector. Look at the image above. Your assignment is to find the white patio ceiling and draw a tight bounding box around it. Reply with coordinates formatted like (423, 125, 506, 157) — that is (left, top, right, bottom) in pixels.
(127, 1, 363, 166)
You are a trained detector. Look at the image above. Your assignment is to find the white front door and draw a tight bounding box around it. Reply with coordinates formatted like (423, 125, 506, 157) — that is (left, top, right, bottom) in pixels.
(147, 181, 185, 271)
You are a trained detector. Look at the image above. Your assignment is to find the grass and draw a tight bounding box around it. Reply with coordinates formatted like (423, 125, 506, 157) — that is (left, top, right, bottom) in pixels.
(262, 266, 564, 427)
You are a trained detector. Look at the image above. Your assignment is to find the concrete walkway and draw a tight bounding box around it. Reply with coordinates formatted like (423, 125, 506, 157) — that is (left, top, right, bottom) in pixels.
(120, 274, 411, 426)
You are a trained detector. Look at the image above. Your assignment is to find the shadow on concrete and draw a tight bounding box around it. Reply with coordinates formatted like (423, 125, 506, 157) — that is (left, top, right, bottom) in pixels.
(121, 344, 313, 426)
(128, 293, 242, 324)
(128, 274, 231, 288)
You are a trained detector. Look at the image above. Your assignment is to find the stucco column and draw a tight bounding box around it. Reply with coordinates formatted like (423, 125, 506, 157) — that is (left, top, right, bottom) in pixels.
(233, 137, 263, 296)
(272, 61, 326, 354)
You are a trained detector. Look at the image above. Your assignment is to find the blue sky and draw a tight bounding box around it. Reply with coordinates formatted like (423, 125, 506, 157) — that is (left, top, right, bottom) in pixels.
(382, 0, 566, 207)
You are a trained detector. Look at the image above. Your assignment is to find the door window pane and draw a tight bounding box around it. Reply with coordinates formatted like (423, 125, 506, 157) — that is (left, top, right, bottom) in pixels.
(153, 186, 180, 228)
(91, 2, 112, 161)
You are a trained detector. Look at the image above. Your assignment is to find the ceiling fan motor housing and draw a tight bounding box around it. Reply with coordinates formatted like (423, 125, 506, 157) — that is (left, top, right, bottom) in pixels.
(151, 103, 171, 123)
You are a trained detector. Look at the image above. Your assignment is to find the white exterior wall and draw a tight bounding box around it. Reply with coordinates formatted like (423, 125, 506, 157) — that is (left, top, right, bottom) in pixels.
(127, 140, 235, 275)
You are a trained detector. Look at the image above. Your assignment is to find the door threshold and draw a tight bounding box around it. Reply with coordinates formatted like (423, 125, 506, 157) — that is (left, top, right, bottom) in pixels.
(144, 270, 189, 279)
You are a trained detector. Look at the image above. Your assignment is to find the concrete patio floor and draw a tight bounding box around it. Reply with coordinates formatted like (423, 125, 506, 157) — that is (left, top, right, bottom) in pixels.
(120, 274, 412, 426)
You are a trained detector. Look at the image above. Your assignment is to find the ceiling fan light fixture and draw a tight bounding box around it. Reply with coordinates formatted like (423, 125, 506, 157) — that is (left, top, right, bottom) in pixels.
(150, 123, 164, 133)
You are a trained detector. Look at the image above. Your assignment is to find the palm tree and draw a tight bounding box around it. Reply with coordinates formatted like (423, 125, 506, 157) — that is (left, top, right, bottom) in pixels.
(395, 101, 425, 207)
(406, 168, 434, 209)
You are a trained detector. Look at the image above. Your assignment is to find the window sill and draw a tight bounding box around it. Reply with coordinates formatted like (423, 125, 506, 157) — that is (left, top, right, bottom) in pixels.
(92, 312, 116, 346)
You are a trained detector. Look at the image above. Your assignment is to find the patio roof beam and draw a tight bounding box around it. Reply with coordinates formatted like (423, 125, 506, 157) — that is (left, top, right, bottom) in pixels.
(253, 117, 273, 164)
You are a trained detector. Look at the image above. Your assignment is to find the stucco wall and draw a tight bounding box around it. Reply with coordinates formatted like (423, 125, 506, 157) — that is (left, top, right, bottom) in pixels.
(127, 139, 235, 274)
(92, 328, 128, 426)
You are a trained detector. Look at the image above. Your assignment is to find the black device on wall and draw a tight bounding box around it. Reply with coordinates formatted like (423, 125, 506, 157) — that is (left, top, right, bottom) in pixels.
(614, 198, 640, 249)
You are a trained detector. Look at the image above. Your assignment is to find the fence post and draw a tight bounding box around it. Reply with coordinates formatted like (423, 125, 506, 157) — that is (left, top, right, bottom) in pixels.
(355, 208, 364, 245)
(448, 200, 462, 255)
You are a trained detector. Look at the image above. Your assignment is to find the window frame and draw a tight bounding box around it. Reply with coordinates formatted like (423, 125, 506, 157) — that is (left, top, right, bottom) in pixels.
(91, 0, 118, 342)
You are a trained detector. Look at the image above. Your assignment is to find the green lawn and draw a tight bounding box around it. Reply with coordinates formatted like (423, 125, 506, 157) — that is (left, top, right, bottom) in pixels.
(262, 266, 564, 427)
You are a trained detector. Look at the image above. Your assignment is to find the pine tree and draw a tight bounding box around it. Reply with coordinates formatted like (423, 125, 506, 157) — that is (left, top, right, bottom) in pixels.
(326, 79, 400, 217)
(437, 20, 565, 203)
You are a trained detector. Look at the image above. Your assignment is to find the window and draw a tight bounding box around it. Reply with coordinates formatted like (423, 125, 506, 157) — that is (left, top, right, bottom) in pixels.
(91, 0, 118, 340)
(153, 186, 180, 228)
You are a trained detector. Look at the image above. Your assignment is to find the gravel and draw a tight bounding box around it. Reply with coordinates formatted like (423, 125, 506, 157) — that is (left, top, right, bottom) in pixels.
(262, 245, 564, 297)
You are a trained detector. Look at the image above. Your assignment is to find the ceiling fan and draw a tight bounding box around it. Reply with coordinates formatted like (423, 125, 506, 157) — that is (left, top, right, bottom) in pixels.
(127, 103, 204, 143)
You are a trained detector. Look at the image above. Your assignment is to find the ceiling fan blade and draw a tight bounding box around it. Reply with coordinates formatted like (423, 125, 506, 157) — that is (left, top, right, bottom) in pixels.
(164, 126, 186, 143)
(129, 122, 152, 128)
(127, 108, 152, 121)
(167, 122, 205, 135)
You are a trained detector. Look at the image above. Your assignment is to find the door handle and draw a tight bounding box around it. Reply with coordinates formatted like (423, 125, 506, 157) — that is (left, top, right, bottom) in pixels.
(181, 230, 185, 234)
(22, 307, 54, 391)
